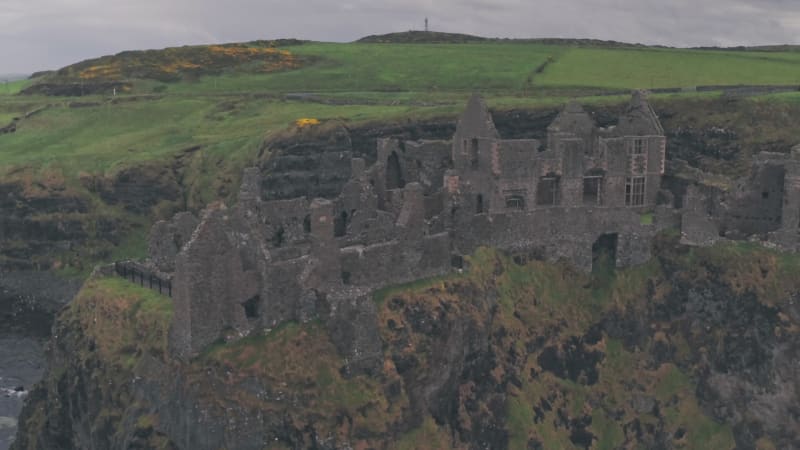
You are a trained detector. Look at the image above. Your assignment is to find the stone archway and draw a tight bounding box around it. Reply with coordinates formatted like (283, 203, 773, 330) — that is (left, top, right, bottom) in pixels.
(592, 233, 618, 275)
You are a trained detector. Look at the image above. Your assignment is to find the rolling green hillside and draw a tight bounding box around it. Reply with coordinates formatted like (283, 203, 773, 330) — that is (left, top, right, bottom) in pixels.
(4, 39, 800, 179)
(5, 39, 800, 175)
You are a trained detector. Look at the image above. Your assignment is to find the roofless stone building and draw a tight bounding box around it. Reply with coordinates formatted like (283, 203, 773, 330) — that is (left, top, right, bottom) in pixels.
(138, 91, 800, 360)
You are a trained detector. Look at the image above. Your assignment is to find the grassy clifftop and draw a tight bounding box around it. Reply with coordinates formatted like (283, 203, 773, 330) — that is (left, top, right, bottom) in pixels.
(5, 38, 800, 180)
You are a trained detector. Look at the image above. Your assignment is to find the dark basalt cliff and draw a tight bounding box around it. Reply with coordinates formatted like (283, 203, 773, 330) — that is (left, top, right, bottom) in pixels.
(11, 235, 800, 449)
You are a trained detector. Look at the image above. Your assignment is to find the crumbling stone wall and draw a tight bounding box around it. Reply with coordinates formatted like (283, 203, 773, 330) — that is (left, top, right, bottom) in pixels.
(148, 212, 199, 273)
(678, 147, 800, 250)
(169, 205, 262, 359)
(153, 91, 709, 359)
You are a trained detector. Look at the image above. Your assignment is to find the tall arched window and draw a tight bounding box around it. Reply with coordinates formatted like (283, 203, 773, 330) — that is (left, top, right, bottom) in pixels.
(386, 151, 405, 190)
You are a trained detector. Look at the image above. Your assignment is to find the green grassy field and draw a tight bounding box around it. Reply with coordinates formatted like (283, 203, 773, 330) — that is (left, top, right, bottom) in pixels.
(536, 47, 800, 89)
(3, 39, 800, 183)
(0, 79, 30, 96)
(164, 42, 556, 94)
(0, 94, 463, 177)
(82, 42, 800, 96)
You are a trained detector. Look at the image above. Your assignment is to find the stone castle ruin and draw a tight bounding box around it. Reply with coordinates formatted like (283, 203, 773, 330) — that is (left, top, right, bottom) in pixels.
(141, 92, 800, 360)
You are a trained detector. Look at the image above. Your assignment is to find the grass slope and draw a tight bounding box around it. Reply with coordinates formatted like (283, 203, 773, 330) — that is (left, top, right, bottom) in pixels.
(125, 43, 800, 95)
(538, 47, 800, 89)
(4, 41, 800, 176)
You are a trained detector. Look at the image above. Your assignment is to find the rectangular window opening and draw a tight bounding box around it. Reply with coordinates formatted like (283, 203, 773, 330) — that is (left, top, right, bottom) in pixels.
(583, 176, 603, 206)
(632, 138, 646, 155)
(625, 177, 646, 207)
(470, 138, 479, 169)
(536, 177, 560, 206)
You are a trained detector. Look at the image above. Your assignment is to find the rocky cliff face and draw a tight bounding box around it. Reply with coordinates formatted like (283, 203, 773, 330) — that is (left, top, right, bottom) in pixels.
(12, 235, 800, 449)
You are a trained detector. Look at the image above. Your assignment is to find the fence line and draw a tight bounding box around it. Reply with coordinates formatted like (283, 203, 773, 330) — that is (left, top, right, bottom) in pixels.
(114, 261, 173, 298)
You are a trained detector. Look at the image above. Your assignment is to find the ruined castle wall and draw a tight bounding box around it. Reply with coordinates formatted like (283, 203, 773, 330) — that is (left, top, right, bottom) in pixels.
(424, 191, 444, 220)
(681, 212, 720, 247)
(257, 197, 311, 248)
(497, 140, 540, 179)
(452, 208, 653, 271)
(339, 178, 378, 217)
(339, 233, 451, 290)
(604, 176, 627, 208)
(339, 210, 396, 247)
(148, 212, 200, 273)
(383, 189, 405, 216)
(648, 136, 667, 176)
(402, 140, 451, 195)
(778, 161, 800, 236)
(723, 163, 785, 235)
(616, 229, 656, 268)
(602, 139, 628, 176)
(260, 256, 310, 328)
(169, 207, 261, 359)
(309, 198, 342, 288)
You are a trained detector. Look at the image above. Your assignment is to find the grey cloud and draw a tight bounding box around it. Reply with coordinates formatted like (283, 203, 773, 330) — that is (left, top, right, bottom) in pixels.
(2, 0, 800, 74)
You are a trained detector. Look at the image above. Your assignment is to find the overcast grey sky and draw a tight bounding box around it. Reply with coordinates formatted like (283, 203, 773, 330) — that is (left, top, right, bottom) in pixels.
(2, 0, 800, 74)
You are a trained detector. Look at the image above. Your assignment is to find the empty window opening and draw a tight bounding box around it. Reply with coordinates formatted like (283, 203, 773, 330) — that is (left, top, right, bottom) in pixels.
(583, 173, 604, 206)
(341, 271, 352, 285)
(476, 194, 485, 214)
(242, 296, 260, 319)
(632, 138, 646, 155)
(271, 226, 285, 247)
(505, 195, 525, 210)
(536, 175, 560, 206)
(625, 177, 646, 207)
(386, 151, 405, 190)
(762, 191, 770, 199)
(334, 211, 348, 237)
(303, 214, 311, 233)
(470, 138, 479, 169)
(450, 254, 464, 269)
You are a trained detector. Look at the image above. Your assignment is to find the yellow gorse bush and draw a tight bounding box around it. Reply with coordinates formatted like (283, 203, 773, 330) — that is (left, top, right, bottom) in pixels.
(295, 118, 321, 128)
(74, 44, 300, 81)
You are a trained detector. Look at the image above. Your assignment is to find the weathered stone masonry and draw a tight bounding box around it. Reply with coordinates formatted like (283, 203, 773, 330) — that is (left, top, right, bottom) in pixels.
(142, 91, 800, 360)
